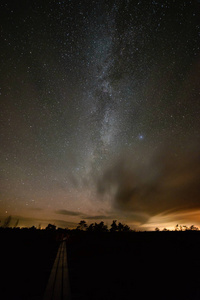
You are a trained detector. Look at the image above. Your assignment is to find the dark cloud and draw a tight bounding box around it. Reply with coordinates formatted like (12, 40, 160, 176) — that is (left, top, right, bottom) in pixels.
(51, 219, 77, 229)
(97, 145, 200, 218)
(84, 212, 149, 225)
(55, 209, 83, 216)
(0, 214, 77, 229)
(55, 210, 119, 223)
(55, 210, 114, 221)
(84, 215, 114, 220)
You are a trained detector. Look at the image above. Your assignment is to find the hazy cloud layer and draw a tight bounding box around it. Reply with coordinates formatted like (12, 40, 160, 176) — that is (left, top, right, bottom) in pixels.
(97, 145, 200, 219)
(0, 214, 77, 229)
(55, 209, 115, 221)
(55, 209, 83, 217)
(84, 215, 114, 220)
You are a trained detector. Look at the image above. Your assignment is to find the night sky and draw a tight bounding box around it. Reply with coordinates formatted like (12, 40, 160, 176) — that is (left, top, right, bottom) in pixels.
(1, 0, 200, 230)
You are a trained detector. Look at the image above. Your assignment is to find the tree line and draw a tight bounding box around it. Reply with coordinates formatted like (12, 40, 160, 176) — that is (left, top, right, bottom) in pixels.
(76, 220, 131, 232)
(1, 215, 199, 232)
(0, 216, 131, 232)
(155, 224, 199, 231)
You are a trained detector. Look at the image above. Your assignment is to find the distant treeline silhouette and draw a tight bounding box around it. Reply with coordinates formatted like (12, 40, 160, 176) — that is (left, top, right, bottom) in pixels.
(76, 220, 131, 232)
(155, 224, 199, 231)
(1, 216, 199, 232)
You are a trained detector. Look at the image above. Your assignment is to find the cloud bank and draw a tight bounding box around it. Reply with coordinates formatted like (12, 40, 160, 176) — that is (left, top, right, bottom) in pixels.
(97, 145, 200, 223)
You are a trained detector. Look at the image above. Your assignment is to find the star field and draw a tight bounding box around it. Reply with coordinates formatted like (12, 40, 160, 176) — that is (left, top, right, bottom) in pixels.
(0, 0, 200, 229)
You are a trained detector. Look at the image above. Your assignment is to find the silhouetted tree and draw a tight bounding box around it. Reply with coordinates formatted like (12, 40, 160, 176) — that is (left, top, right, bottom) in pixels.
(162, 228, 169, 231)
(87, 223, 94, 232)
(189, 225, 199, 231)
(110, 220, 118, 232)
(183, 225, 189, 231)
(77, 220, 87, 231)
(30, 226, 37, 230)
(110, 220, 131, 232)
(155, 227, 160, 231)
(45, 224, 56, 230)
(175, 224, 179, 231)
(117, 222, 124, 232)
(122, 224, 131, 232)
(93, 221, 108, 232)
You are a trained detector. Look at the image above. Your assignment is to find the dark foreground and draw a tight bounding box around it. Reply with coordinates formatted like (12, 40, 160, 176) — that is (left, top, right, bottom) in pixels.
(0, 228, 60, 300)
(67, 231, 200, 300)
(1, 229, 200, 300)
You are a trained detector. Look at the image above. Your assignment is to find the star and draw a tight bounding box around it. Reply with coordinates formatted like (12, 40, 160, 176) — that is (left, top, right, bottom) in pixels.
(139, 135, 144, 140)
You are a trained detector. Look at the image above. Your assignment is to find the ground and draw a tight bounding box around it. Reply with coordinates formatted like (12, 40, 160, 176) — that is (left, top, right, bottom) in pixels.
(1, 229, 200, 300)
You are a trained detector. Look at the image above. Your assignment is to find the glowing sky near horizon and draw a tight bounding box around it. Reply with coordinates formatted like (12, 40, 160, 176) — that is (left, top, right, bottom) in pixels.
(0, 0, 200, 229)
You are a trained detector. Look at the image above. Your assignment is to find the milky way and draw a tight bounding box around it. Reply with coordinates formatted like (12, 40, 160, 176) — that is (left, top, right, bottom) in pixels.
(1, 1, 200, 229)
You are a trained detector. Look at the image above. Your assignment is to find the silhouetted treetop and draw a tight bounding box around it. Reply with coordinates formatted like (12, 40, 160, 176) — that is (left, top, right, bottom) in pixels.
(45, 224, 56, 230)
(77, 220, 88, 231)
